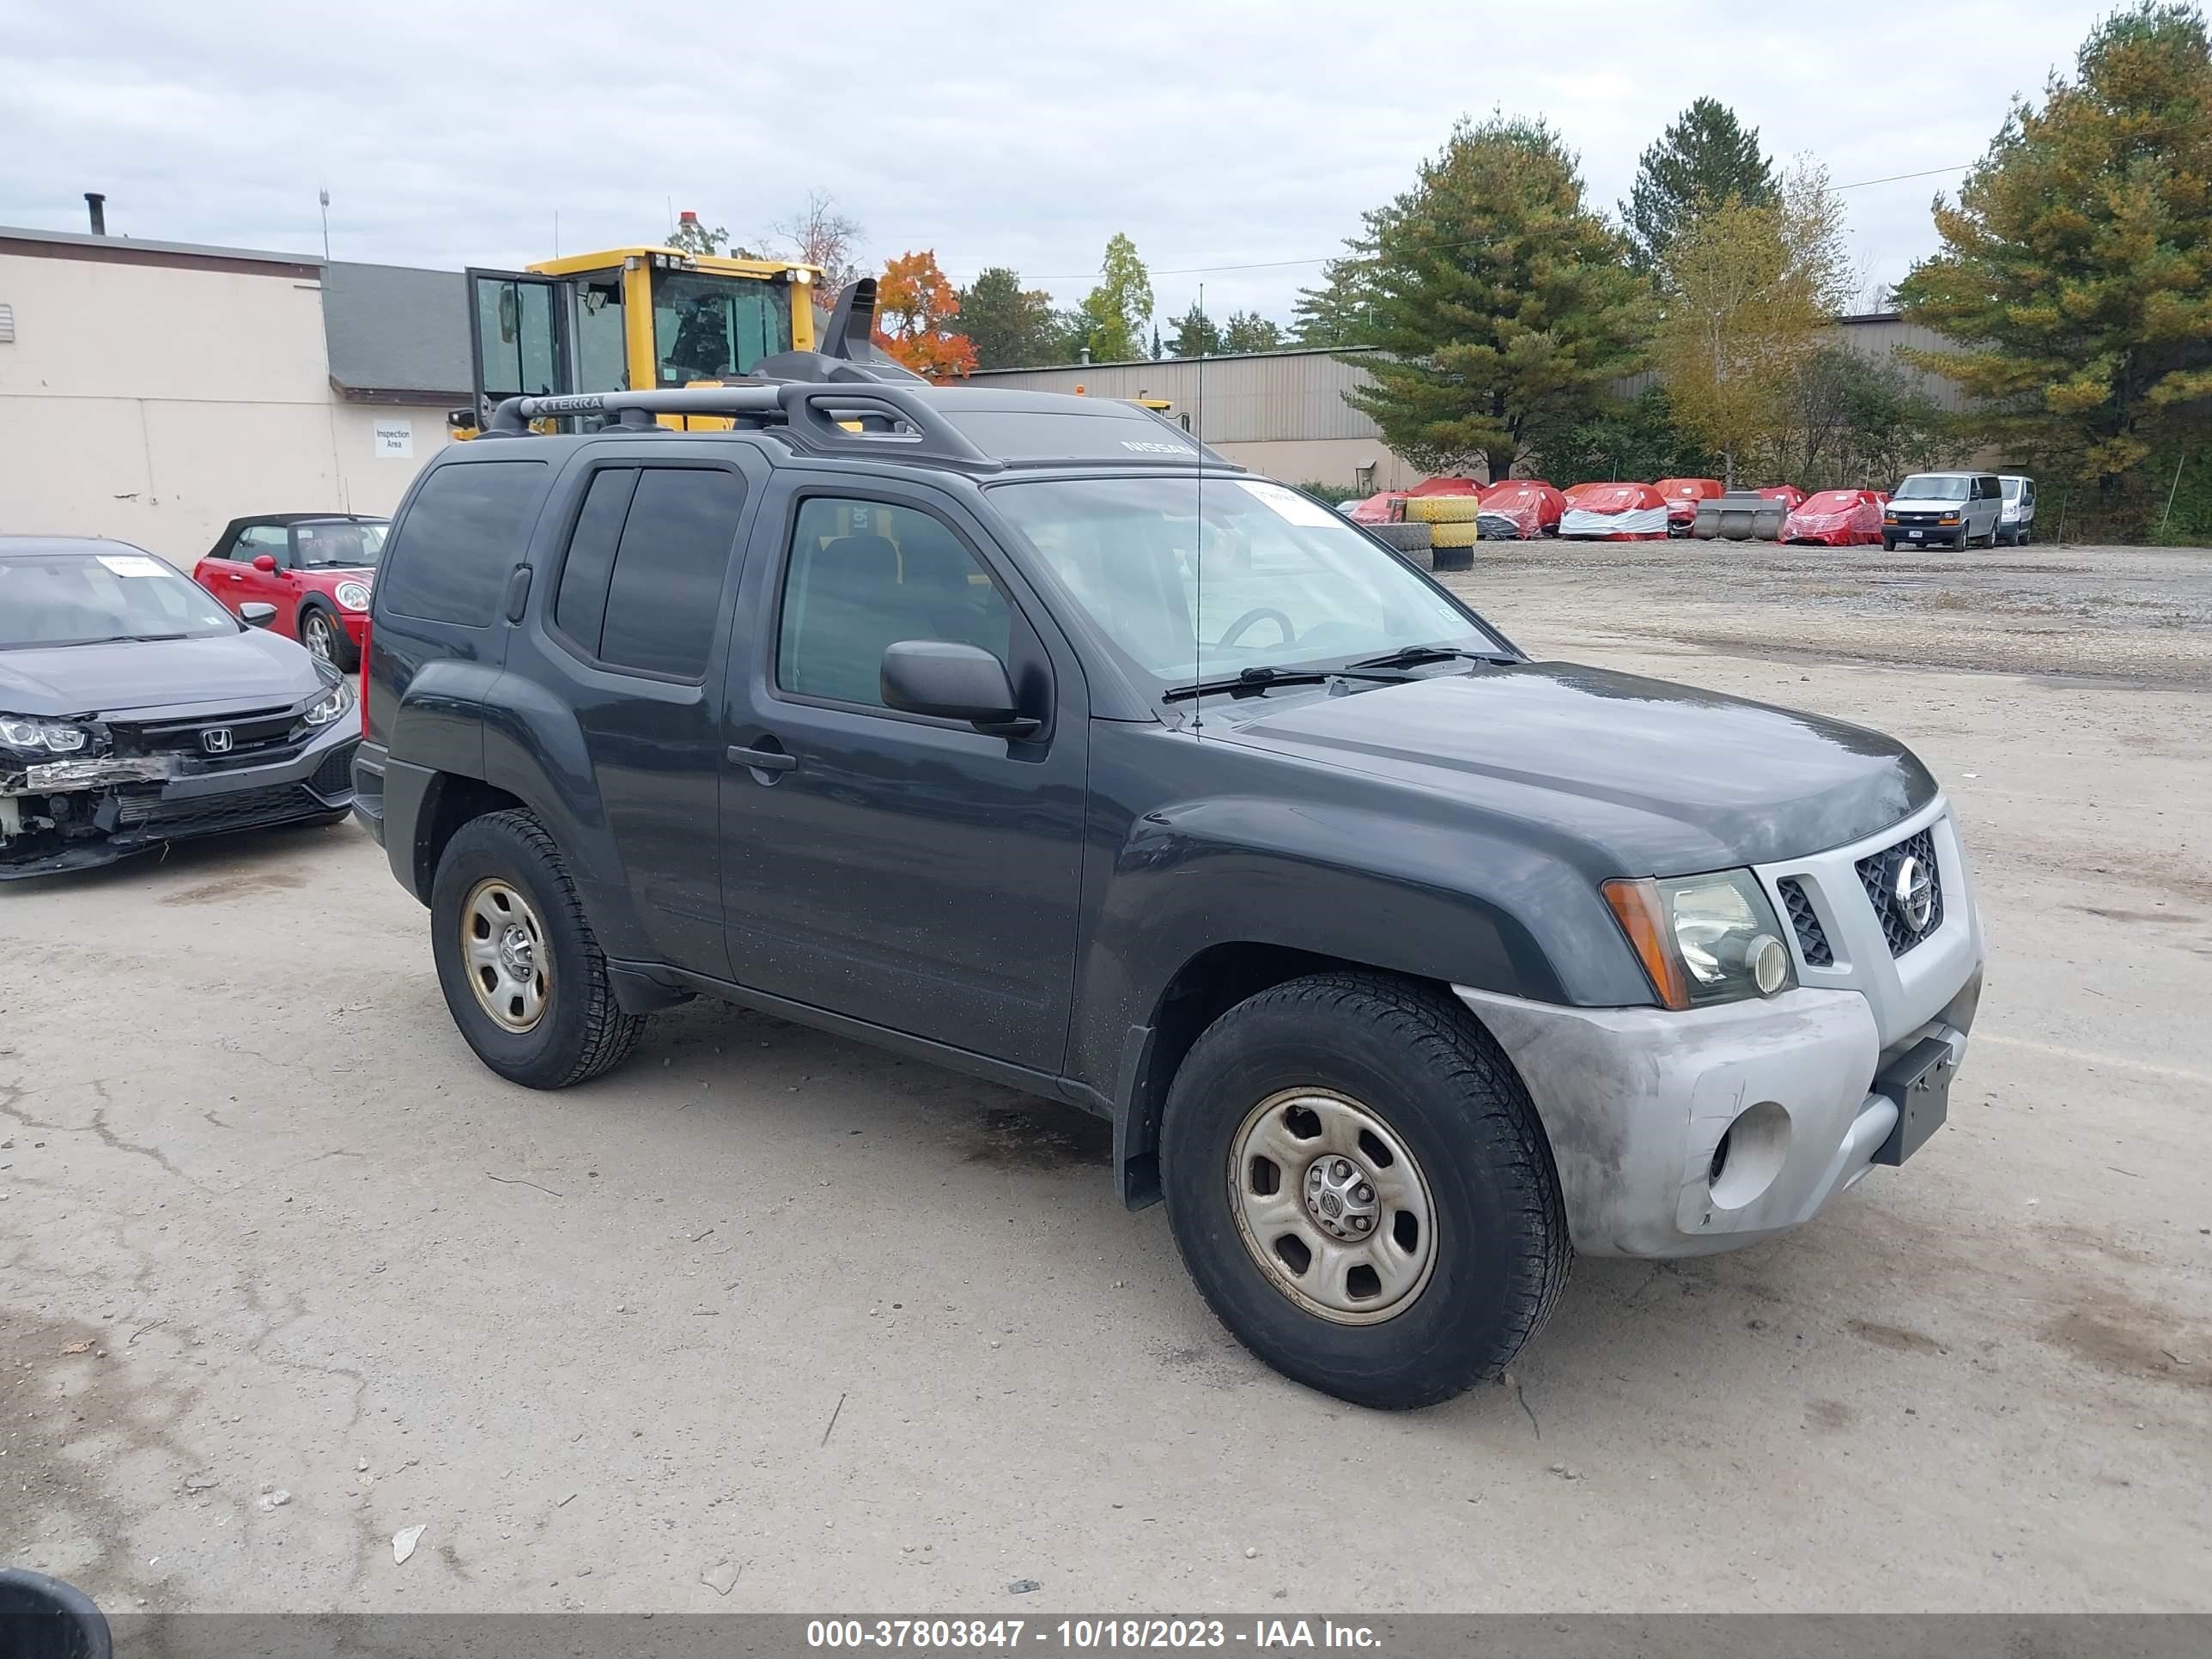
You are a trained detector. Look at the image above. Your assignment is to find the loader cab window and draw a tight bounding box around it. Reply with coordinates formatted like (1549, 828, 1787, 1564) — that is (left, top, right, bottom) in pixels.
(653, 271, 791, 386)
(572, 271, 628, 394)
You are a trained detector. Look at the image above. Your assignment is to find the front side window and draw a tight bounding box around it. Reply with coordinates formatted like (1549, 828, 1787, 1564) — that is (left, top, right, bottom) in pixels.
(231, 524, 289, 562)
(0, 550, 237, 649)
(990, 477, 1501, 692)
(777, 497, 1012, 710)
(653, 272, 791, 386)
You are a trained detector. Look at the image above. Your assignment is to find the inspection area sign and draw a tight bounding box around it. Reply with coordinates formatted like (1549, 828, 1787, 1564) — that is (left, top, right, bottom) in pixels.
(372, 417, 413, 458)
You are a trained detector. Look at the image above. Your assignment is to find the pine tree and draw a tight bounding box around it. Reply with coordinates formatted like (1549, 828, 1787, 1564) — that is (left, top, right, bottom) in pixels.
(1621, 98, 1778, 272)
(1344, 116, 1651, 482)
(1167, 303, 1223, 356)
(1893, 2, 2212, 525)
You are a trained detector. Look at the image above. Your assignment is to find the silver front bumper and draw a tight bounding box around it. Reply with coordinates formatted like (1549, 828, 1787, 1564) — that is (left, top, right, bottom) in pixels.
(1457, 798, 1984, 1257)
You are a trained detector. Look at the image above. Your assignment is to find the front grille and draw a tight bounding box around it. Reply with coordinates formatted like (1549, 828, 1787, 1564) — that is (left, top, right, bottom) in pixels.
(116, 783, 328, 835)
(307, 741, 359, 800)
(1856, 829, 1945, 957)
(115, 705, 305, 770)
(1776, 877, 1832, 966)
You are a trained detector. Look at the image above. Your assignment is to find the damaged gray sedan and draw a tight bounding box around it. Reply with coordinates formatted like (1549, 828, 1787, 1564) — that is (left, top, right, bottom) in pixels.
(1, 537, 358, 878)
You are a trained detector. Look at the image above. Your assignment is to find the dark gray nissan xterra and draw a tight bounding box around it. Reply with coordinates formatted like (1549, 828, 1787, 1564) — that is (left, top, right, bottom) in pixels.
(357, 345, 1984, 1409)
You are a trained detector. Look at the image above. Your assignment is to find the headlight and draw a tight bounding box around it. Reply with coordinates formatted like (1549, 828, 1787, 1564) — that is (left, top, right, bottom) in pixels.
(301, 681, 355, 727)
(0, 714, 91, 752)
(1602, 870, 1794, 1010)
(334, 580, 373, 611)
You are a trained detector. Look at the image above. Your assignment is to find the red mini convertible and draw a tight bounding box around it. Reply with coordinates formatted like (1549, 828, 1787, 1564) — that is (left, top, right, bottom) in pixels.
(194, 514, 386, 670)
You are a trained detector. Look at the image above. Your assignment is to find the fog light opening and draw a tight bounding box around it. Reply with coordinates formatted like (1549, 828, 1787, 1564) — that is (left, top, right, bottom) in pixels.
(1706, 1101, 1790, 1210)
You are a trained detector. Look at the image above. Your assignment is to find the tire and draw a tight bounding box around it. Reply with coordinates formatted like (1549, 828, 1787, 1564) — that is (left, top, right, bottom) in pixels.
(429, 808, 646, 1089)
(1159, 972, 1571, 1410)
(1954, 526, 1972, 551)
(299, 605, 357, 672)
(1882, 537, 1896, 551)
(1366, 521, 1432, 553)
(1429, 520, 1480, 549)
(1403, 495, 1480, 524)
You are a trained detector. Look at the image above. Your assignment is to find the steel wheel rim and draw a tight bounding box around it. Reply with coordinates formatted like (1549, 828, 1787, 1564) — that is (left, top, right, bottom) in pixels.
(461, 878, 550, 1034)
(305, 614, 335, 660)
(1228, 1087, 1437, 1325)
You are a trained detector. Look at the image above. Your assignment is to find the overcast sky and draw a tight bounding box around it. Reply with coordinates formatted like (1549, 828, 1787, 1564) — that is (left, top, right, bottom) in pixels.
(3, 1, 2106, 326)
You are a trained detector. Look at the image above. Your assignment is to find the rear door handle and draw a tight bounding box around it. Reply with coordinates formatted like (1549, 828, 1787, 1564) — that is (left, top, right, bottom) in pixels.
(726, 744, 797, 774)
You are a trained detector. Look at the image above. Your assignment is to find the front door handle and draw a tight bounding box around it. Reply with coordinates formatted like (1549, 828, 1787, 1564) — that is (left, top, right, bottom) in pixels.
(726, 744, 798, 774)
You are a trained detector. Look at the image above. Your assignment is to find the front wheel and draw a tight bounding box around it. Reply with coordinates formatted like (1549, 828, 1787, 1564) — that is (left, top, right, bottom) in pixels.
(299, 605, 358, 672)
(429, 809, 645, 1088)
(1159, 972, 1571, 1410)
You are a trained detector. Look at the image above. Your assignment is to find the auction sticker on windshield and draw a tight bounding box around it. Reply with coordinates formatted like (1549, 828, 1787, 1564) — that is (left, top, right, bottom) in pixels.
(1237, 480, 1339, 527)
(96, 555, 168, 577)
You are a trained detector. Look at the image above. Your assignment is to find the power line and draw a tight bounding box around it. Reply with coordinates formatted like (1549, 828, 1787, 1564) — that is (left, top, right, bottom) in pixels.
(988, 163, 1975, 287)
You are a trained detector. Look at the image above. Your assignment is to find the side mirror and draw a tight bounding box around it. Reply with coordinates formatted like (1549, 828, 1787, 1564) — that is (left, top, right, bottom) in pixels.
(880, 641, 1039, 738)
(252, 554, 279, 574)
(240, 602, 277, 629)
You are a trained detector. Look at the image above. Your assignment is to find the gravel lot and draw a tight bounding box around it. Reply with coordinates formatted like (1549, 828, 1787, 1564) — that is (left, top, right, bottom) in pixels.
(3, 538, 2208, 1614)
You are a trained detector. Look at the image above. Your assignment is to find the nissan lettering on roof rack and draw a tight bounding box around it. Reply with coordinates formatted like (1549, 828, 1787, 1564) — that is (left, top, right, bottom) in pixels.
(353, 277, 1984, 1410)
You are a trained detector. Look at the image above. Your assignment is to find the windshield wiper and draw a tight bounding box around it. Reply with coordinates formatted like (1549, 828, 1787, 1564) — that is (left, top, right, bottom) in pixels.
(1161, 660, 1447, 702)
(1162, 665, 1335, 703)
(1346, 644, 1511, 671)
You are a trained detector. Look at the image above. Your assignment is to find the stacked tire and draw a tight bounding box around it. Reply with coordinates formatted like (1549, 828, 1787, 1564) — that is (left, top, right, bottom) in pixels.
(1366, 520, 1433, 566)
(1405, 496, 1479, 571)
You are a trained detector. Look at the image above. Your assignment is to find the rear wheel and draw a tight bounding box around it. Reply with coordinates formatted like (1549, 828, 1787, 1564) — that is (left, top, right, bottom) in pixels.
(429, 809, 645, 1088)
(1159, 972, 1570, 1410)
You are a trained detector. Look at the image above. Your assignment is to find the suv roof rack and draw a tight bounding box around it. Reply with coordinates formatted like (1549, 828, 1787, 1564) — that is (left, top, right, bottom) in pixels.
(485, 383, 1001, 469)
(484, 381, 1241, 473)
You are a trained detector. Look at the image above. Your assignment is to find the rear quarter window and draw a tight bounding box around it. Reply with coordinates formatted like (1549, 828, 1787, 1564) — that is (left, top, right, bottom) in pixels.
(377, 459, 550, 625)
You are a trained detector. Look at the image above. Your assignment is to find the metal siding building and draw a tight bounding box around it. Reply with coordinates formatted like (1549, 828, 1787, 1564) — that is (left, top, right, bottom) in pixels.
(969, 316, 1969, 485)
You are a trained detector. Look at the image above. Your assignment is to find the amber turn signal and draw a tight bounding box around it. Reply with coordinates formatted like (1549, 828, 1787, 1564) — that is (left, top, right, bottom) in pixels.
(1601, 877, 1692, 1011)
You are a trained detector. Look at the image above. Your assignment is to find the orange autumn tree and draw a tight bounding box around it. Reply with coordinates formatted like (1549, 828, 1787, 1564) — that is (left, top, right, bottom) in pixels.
(874, 250, 977, 380)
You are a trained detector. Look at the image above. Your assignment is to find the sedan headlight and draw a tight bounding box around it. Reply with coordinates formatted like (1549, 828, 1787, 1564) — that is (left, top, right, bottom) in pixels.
(1603, 870, 1794, 1010)
(334, 580, 373, 611)
(301, 681, 355, 727)
(0, 714, 91, 753)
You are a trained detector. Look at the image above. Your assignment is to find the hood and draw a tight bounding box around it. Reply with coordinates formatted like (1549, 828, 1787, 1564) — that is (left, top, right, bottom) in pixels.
(0, 628, 326, 719)
(1212, 662, 1936, 873)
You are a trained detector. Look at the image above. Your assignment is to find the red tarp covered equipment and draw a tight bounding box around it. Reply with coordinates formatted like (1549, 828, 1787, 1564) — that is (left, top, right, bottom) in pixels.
(1780, 489, 1887, 545)
(1755, 485, 1807, 511)
(1476, 480, 1568, 540)
(1655, 477, 1723, 534)
(1559, 482, 1670, 540)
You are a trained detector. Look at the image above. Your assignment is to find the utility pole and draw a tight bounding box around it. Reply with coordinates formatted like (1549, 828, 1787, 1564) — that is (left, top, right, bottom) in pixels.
(318, 188, 331, 262)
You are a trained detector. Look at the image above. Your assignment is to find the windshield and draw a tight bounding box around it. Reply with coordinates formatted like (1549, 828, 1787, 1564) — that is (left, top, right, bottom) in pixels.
(2002, 478, 2026, 500)
(294, 520, 386, 569)
(0, 550, 238, 649)
(991, 477, 1506, 691)
(1894, 476, 1966, 500)
(653, 270, 793, 386)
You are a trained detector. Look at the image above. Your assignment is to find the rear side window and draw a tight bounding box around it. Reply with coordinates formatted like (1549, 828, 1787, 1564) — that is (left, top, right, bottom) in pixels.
(553, 468, 637, 652)
(379, 461, 548, 625)
(553, 466, 745, 679)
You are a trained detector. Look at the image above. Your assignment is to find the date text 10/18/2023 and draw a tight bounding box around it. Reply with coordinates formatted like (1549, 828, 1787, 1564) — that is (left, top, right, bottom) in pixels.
(806, 1620, 1383, 1650)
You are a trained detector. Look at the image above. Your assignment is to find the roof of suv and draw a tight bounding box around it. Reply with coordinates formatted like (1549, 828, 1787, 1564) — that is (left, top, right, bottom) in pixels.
(471, 381, 1237, 478)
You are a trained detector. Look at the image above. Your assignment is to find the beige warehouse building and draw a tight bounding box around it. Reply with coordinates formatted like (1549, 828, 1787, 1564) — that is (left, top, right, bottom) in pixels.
(969, 318, 1964, 490)
(0, 225, 467, 566)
